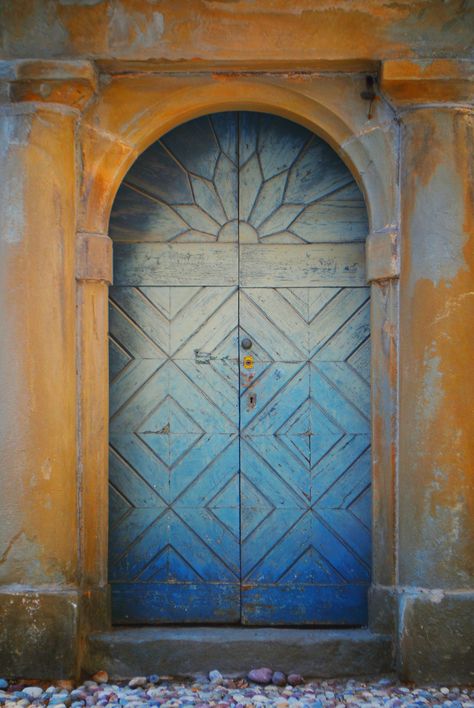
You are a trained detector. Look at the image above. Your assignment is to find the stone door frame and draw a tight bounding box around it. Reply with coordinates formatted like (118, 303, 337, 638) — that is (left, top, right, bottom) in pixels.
(76, 71, 400, 639)
(2, 57, 472, 682)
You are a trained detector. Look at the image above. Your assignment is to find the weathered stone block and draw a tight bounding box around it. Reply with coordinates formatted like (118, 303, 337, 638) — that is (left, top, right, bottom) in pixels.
(368, 585, 397, 635)
(381, 59, 474, 105)
(85, 627, 393, 679)
(76, 233, 113, 284)
(398, 590, 474, 683)
(366, 230, 399, 282)
(0, 587, 79, 678)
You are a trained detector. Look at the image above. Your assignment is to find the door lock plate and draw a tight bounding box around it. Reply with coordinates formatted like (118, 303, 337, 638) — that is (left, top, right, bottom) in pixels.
(243, 355, 254, 369)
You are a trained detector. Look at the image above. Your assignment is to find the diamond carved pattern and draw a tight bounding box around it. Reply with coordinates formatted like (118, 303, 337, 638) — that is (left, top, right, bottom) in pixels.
(109, 284, 240, 620)
(239, 284, 371, 622)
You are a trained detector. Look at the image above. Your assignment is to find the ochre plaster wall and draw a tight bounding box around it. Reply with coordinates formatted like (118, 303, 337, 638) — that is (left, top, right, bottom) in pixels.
(0, 0, 473, 683)
(0, 104, 80, 676)
(0, 0, 472, 64)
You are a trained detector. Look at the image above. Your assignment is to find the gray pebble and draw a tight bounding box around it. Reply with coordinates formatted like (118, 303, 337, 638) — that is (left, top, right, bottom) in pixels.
(208, 670, 223, 684)
(272, 672, 287, 687)
(23, 689, 43, 700)
(248, 668, 274, 685)
(127, 679, 147, 689)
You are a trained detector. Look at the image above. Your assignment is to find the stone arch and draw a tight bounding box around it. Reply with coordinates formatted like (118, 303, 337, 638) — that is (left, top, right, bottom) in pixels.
(79, 77, 397, 237)
(76, 74, 399, 634)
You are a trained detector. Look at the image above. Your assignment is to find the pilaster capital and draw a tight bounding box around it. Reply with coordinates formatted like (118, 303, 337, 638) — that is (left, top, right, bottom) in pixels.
(366, 229, 399, 283)
(380, 59, 474, 108)
(76, 232, 113, 284)
(0, 60, 98, 110)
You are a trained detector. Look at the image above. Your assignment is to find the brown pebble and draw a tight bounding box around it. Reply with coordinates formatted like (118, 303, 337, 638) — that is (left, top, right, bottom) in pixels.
(91, 671, 109, 684)
(56, 680, 75, 691)
(287, 673, 304, 686)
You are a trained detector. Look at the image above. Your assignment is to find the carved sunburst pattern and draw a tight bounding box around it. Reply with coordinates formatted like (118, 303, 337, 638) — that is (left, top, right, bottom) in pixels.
(110, 112, 368, 245)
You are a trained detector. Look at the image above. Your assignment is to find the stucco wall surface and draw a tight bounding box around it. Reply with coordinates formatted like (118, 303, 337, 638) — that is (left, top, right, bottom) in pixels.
(0, 0, 473, 64)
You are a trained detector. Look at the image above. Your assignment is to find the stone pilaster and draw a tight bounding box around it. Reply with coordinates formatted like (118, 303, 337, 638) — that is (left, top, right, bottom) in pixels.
(381, 59, 474, 683)
(76, 232, 113, 637)
(366, 230, 399, 637)
(0, 61, 97, 678)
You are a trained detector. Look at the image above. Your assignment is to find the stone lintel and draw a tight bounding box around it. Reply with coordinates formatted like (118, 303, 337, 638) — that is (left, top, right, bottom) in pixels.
(76, 232, 113, 284)
(381, 59, 474, 106)
(95, 58, 379, 76)
(0, 59, 98, 109)
(366, 230, 399, 282)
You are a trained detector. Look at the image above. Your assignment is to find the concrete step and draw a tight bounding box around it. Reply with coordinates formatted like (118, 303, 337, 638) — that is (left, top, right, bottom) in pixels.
(85, 626, 394, 679)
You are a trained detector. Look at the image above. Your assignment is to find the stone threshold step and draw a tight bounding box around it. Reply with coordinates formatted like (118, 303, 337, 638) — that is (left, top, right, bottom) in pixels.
(86, 627, 394, 679)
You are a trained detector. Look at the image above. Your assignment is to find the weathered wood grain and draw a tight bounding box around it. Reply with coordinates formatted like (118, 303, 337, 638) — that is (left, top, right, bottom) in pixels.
(240, 243, 366, 287)
(114, 242, 238, 286)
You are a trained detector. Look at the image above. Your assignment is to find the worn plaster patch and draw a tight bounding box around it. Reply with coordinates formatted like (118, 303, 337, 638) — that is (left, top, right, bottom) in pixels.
(59, 0, 102, 5)
(0, 117, 28, 244)
(388, 1, 474, 57)
(107, 1, 164, 53)
(419, 352, 443, 423)
(1, 0, 70, 58)
(409, 162, 468, 292)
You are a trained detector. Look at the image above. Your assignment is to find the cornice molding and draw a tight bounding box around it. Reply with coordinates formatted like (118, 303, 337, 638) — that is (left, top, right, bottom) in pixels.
(0, 60, 98, 110)
(380, 59, 474, 107)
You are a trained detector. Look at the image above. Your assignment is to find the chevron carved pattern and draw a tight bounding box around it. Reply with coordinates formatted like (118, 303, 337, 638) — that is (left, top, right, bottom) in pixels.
(239, 286, 371, 624)
(109, 284, 241, 623)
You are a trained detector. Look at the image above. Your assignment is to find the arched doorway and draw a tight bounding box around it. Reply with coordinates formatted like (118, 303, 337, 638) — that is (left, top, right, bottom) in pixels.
(108, 112, 371, 625)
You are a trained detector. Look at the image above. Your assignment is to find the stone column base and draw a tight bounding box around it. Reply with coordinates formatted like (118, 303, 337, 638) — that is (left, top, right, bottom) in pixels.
(368, 584, 397, 635)
(0, 586, 80, 678)
(0, 585, 110, 678)
(398, 589, 474, 683)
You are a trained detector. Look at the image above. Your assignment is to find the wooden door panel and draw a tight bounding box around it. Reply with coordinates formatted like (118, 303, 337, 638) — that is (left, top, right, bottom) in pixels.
(239, 286, 371, 624)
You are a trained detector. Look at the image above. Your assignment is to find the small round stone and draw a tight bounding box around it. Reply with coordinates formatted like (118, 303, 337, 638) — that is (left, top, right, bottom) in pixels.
(208, 670, 223, 684)
(92, 672, 109, 685)
(271, 672, 286, 687)
(128, 678, 147, 689)
(287, 674, 304, 687)
(0, 680, 8, 690)
(23, 687, 44, 699)
(247, 668, 273, 685)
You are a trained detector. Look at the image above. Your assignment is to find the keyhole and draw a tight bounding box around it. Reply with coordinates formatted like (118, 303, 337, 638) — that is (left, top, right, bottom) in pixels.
(248, 393, 257, 410)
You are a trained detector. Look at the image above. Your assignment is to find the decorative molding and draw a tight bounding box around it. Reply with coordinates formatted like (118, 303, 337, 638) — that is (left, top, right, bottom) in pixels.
(0, 60, 98, 109)
(76, 232, 113, 284)
(381, 59, 474, 106)
(366, 230, 399, 282)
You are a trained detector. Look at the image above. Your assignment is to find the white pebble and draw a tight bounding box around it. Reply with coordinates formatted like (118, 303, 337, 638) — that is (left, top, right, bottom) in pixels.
(23, 687, 43, 699)
(128, 677, 147, 688)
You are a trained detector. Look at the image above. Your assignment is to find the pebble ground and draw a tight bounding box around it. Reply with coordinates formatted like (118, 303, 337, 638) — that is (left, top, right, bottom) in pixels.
(1, 675, 474, 708)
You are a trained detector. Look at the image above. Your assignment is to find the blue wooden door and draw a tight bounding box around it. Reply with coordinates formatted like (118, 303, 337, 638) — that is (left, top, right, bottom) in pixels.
(108, 112, 371, 624)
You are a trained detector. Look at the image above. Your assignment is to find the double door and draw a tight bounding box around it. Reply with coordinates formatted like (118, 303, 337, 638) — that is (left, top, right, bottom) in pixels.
(108, 112, 371, 624)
